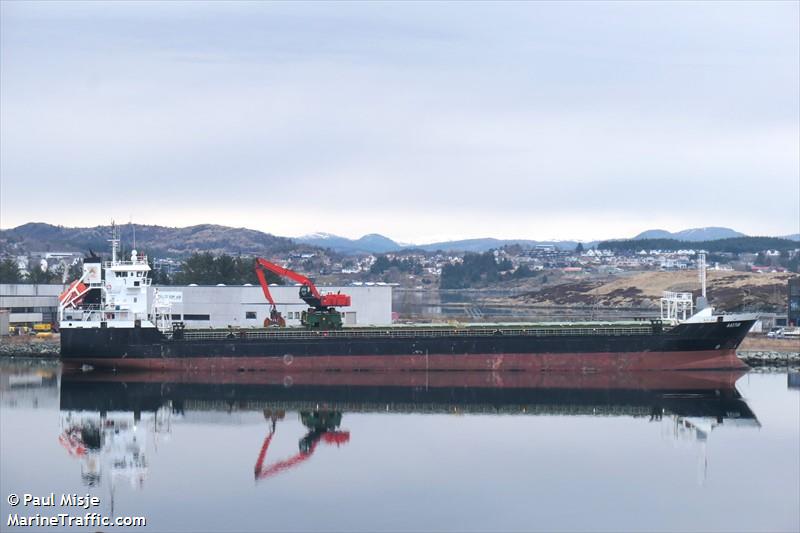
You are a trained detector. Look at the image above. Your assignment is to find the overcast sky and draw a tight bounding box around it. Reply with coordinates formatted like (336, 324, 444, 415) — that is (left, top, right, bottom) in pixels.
(1, 1, 798, 243)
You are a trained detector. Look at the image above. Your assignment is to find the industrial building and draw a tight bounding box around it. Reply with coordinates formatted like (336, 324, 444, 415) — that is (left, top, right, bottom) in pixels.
(790, 277, 800, 326)
(0, 284, 393, 329)
(154, 284, 392, 328)
(0, 284, 63, 328)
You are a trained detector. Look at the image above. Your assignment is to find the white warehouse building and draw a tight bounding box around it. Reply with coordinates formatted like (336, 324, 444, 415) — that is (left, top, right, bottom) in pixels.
(0, 284, 64, 326)
(0, 283, 393, 329)
(155, 284, 392, 328)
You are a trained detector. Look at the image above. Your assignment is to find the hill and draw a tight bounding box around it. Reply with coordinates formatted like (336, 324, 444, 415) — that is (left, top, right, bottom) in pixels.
(298, 234, 589, 254)
(301, 226, 777, 254)
(297, 233, 403, 254)
(515, 271, 797, 312)
(599, 236, 798, 253)
(413, 238, 587, 253)
(3, 222, 796, 258)
(633, 227, 745, 241)
(0, 223, 315, 257)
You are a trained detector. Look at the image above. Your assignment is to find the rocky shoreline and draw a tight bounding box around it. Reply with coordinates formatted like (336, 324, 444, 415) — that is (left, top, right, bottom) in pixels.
(0, 337, 60, 358)
(737, 351, 799, 369)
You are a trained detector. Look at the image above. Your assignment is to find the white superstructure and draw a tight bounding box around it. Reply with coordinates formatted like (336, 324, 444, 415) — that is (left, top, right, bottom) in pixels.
(58, 224, 167, 331)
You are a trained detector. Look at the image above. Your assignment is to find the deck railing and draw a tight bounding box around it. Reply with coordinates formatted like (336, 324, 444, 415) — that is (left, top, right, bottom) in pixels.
(177, 324, 657, 341)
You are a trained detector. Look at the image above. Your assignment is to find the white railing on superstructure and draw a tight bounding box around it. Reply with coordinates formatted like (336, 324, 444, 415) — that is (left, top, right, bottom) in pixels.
(151, 288, 174, 333)
(660, 291, 694, 322)
(104, 256, 149, 269)
(61, 305, 149, 323)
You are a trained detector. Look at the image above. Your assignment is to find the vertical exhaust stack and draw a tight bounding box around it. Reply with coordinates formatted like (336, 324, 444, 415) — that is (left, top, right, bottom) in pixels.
(696, 252, 709, 311)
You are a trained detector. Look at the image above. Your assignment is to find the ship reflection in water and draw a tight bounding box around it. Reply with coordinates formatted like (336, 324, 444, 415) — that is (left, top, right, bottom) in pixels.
(56, 370, 760, 489)
(5, 364, 799, 532)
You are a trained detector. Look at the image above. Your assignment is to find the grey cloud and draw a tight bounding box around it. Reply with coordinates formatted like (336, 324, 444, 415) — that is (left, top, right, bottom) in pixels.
(1, 1, 797, 240)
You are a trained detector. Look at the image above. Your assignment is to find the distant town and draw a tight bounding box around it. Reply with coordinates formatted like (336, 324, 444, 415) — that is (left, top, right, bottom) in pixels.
(1, 222, 798, 331)
(0, 223, 797, 289)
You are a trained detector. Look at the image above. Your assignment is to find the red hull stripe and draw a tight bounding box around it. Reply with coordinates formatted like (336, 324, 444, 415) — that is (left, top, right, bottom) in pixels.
(64, 350, 747, 372)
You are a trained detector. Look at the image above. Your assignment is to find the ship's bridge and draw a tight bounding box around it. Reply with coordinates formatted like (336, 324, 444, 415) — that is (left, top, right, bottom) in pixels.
(106, 251, 150, 272)
(105, 253, 151, 287)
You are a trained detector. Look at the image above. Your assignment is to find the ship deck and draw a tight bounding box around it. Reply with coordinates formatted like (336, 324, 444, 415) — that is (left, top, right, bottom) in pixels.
(175, 320, 669, 341)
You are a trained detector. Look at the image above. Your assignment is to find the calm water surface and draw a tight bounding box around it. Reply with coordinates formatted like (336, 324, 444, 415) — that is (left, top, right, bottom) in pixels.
(1, 361, 798, 532)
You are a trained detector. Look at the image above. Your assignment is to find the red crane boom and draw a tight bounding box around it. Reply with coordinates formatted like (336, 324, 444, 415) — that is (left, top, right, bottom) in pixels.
(255, 257, 321, 299)
(254, 258, 351, 329)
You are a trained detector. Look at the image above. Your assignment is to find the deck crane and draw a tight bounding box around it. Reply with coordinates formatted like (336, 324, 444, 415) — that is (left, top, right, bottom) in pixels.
(254, 258, 351, 329)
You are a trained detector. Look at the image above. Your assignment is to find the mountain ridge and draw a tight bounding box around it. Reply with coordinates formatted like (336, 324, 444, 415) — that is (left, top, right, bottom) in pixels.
(633, 227, 746, 241)
(0, 222, 311, 257)
(298, 226, 795, 253)
(2, 223, 796, 257)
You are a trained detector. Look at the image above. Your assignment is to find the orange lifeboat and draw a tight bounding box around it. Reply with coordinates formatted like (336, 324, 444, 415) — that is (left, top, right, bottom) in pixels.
(59, 279, 88, 307)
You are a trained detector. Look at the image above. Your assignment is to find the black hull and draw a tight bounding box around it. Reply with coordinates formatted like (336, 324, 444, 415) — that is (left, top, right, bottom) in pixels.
(59, 319, 755, 371)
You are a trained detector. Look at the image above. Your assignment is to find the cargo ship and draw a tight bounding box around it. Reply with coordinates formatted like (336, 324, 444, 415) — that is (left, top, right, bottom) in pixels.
(58, 232, 756, 372)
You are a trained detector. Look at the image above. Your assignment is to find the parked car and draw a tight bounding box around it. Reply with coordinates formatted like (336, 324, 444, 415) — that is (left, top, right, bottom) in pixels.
(766, 327, 784, 338)
(767, 327, 800, 339)
(781, 327, 800, 338)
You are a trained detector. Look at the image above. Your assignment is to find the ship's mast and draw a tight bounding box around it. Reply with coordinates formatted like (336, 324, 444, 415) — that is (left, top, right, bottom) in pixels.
(109, 221, 119, 264)
(698, 252, 707, 299)
(130, 217, 136, 252)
